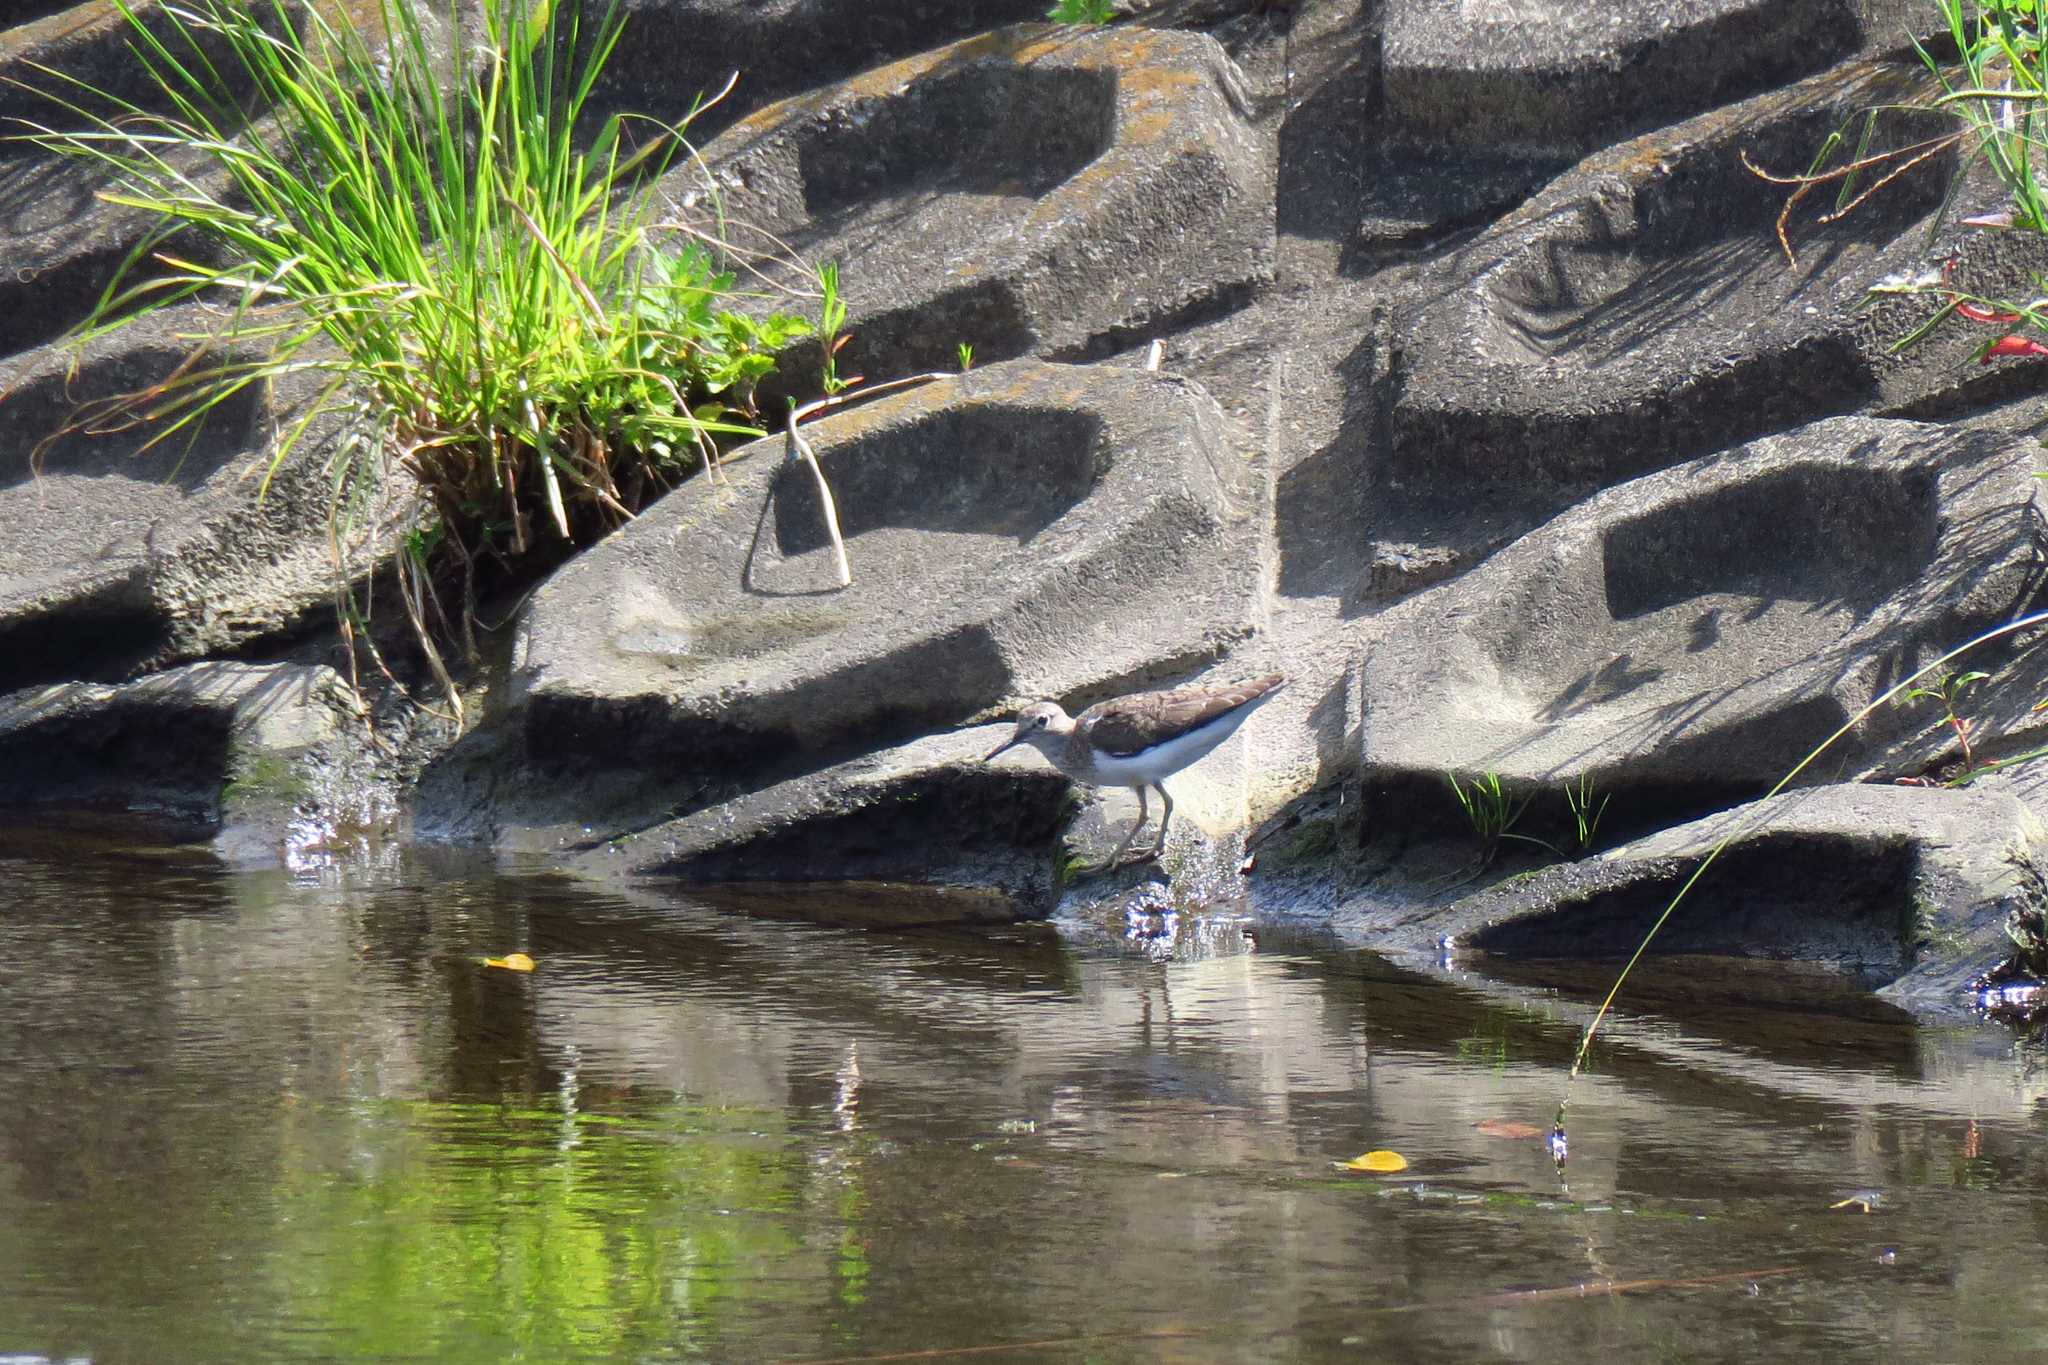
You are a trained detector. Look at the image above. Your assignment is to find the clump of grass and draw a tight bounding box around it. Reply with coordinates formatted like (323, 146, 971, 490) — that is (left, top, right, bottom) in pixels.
(1917, 0, 2048, 230)
(1447, 771, 1552, 864)
(18, 0, 811, 703)
(1563, 774, 1610, 854)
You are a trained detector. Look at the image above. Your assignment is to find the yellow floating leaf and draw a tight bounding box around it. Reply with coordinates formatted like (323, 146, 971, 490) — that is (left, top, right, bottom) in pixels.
(484, 953, 537, 972)
(1337, 1149, 1409, 1173)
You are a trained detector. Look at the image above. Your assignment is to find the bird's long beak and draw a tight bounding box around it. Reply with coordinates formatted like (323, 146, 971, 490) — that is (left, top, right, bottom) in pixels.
(984, 732, 1022, 762)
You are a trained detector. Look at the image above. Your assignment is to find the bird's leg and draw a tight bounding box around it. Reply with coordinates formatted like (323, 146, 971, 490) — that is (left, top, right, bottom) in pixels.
(1140, 784, 1174, 858)
(1098, 785, 1151, 870)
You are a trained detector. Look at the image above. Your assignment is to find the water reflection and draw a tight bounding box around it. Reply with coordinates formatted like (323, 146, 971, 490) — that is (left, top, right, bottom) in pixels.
(1, 834, 2047, 1362)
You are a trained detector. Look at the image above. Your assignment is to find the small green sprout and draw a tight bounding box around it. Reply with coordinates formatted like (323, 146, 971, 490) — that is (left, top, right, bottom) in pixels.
(816, 261, 856, 396)
(1906, 668, 1992, 776)
(1048, 0, 1115, 24)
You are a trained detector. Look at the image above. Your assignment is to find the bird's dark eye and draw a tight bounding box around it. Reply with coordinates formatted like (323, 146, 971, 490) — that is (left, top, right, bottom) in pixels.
(1034, 715, 1049, 728)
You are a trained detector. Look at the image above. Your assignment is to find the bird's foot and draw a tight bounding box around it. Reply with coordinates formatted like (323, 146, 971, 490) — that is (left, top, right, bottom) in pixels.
(1079, 845, 1163, 876)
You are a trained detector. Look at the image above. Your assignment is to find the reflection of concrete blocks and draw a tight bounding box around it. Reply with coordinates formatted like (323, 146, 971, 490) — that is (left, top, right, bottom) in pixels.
(514, 358, 1261, 788)
(664, 24, 1273, 377)
(1359, 415, 2048, 811)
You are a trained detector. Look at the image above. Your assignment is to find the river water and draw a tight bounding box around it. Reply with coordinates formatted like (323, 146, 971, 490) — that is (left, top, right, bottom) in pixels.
(3, 824, 2046, 1363)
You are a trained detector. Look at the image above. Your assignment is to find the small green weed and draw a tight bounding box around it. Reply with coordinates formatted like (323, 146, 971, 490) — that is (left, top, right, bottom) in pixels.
(815, 261, 856, 397)
(1907, 668, 1992, 776)
(1912, 890, 1972, 957)
(1048, 0, 1116, 24)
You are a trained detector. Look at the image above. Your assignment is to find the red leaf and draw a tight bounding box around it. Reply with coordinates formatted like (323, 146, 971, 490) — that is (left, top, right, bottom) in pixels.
(1982, 334, 2048, 362)
(1957, 301, 2023, 324)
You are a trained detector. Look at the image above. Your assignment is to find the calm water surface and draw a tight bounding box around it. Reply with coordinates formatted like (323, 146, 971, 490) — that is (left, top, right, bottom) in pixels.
(3, 825, 2047, 1363)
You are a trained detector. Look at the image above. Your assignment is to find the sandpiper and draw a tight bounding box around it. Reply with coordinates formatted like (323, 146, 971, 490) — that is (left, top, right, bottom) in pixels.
(983, 673, 1286, 869)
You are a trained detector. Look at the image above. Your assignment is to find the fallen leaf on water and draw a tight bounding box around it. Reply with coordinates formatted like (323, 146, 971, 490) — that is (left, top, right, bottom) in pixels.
(484, 953, 537, 972)
(1475, 1119, 1544, 1140)
(1335, 1149, 1409, 1173)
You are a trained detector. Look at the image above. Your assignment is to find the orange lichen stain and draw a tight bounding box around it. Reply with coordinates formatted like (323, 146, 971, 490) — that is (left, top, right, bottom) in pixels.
(1116, 62, 1205, 101)
(1009, 33, 1072, 65)
(1117, 109, 1180, 145)
(5, 1, 125, 57)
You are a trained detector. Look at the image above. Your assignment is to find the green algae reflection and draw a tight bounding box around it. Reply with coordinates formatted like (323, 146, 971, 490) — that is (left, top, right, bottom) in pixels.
(267, 1092, 833, 1360)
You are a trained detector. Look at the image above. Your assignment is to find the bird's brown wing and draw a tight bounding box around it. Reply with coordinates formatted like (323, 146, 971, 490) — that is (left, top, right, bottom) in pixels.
(1080, 674, 1285, 757)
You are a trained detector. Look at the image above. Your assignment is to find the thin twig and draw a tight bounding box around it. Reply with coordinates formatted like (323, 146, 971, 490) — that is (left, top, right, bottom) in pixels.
(783, 404, 852, 587)
(1371, 1265, 1801, 1313)
(395, 546, 464, 728)
(768, 1327, 1202, 1364)
(1743, 132, 1961, 266)
(781, 370, 957, 587)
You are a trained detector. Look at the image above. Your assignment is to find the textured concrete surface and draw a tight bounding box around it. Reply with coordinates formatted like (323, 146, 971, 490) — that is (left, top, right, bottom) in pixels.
(1388, 59, 1981, 509)
(660, 23, 1274, 378)
(1402, 783, 2048, 1008)
(11, 0, 2048, 1001)
(1356, 416, 2048, 828)
(480, 357, 1261, 836)
(0, 308, 374, 690)
(1380, 0, 1860, 159)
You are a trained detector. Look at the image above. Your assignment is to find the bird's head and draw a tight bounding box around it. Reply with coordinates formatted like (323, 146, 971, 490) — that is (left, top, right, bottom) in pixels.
(983, 701, 1070, 761)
